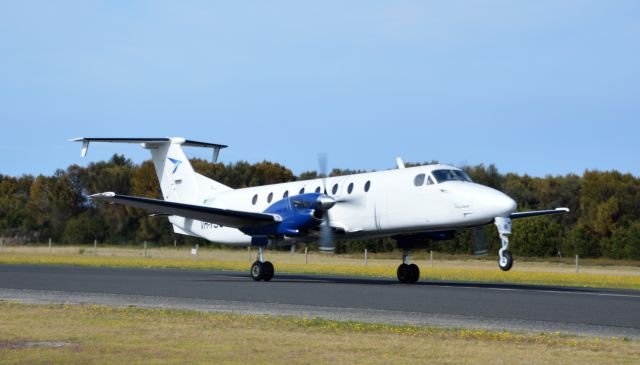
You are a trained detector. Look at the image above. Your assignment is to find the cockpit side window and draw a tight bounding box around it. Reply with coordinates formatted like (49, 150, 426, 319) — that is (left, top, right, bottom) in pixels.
(432, 169, 473, 183)
(453, 170, 473, 182)
(414, 173, 425, 186)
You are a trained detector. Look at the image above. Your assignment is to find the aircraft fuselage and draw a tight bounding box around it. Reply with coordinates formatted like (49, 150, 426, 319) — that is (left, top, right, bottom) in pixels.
(171, 164, 517, 245)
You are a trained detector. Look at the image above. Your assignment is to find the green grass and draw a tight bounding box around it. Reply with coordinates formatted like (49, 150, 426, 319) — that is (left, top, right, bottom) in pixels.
(1, 302, 639, 365)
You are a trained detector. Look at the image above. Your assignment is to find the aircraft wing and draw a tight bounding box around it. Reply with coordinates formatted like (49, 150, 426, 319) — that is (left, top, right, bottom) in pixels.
(509, 207, 570, 219)
(89, 192, 280, 228)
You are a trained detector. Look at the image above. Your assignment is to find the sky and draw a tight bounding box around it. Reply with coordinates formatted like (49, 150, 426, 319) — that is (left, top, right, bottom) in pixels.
(1, 1, 639, 178)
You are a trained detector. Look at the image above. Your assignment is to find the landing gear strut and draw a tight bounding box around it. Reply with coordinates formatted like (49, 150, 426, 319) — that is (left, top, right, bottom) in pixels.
(494, 217, 514, 271)
(397, 249, 420, 284)
(250, 246, 275, 281)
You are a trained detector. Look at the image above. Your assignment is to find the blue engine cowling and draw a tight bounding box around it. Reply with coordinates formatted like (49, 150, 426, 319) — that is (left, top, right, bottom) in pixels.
(240, 193, 328, 238)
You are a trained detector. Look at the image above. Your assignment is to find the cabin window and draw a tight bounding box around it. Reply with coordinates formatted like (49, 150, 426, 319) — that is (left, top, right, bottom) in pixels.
(347, 182, 354, 194)
(332, 183, 339, 195)
(252, 194, 258, 205)
(299, 187, 305, 194)
(364, 180, 371, 192)
(414, 174, 425, 186)
(315, 186, 321, 193)
(283, 190, 289, 198)
(267, 192, 274, 203)
(426, 176, 435, 185)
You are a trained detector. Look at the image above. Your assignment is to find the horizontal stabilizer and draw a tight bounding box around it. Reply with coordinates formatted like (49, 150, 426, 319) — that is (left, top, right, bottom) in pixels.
(89, 192, 279, 228)
(71, 137, 227, 162)
(509, 207, 570, 219)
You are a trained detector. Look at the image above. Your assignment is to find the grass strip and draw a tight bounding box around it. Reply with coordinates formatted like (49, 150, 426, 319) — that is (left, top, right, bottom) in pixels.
(1, 301, 639, 365)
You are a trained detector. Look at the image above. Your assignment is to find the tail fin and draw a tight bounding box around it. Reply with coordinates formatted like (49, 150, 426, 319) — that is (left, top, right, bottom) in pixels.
(72, 137, 232, 205)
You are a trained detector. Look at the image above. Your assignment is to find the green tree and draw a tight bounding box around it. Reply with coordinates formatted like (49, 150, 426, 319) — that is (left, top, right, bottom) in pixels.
(512, 217, 562, 257)
(610, 221, 640, 259)
(464, 164, 503, 189)
(26, 171, 84, 241)
(63, 211, 108, 244)
(501, 174, 539, 210)
(564, 222, 602, 258)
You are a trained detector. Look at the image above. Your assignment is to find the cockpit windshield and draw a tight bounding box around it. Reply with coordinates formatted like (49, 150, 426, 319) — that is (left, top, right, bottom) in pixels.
(431, 169, 473, 183)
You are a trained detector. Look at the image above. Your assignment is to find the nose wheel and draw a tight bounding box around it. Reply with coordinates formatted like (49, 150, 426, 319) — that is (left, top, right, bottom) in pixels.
(250, 246, 275, 281)
(498, 251, 513, 271)
(397, 249, 420, 283)
(495, 217, 514, 272)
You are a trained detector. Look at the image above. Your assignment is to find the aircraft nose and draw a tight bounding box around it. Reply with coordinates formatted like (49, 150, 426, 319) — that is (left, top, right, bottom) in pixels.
(496, 192, 517, 217)
(475, 186, 517, 217)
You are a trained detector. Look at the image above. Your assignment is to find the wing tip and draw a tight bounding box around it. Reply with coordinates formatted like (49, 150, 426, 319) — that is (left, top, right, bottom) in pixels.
(89, 192, 116, 199)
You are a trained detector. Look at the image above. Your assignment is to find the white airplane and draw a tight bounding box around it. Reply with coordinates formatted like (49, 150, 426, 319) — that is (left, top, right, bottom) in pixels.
(73, 137, 569, 283)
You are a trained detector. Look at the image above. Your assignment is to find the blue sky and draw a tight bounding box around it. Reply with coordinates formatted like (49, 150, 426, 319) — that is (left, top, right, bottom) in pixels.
(1, 1, 638, 178)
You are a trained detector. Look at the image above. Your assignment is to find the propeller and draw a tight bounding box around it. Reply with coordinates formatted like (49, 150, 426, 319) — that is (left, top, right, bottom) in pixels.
(473, 226, 488, 256)
(318, 153, 336, 253)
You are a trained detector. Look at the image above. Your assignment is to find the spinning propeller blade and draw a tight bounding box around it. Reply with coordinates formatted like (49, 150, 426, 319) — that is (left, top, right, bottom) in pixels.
(318, 153, 335, 253)
(473, 226, 488, 256)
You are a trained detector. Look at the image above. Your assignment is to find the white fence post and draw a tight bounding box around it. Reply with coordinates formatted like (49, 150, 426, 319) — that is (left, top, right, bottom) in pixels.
(93, 239, 97, 256)
(304, 246, 308, 264)
(190, 244, 198, 258)
(48, 238, 52, 255)
(430, 250, 433, 268)
(576, 255, 579, 273)
(364, 248, 368, 266)
(144, 241, 148, 257)
(247, 246, 251, 261)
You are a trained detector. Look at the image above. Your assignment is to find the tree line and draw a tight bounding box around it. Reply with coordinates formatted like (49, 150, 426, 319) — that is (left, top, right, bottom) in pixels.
(0, 155, 639, 259)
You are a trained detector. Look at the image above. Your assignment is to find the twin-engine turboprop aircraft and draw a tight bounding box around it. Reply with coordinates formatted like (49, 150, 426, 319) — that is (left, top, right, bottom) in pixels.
(74, 137, 569, 283)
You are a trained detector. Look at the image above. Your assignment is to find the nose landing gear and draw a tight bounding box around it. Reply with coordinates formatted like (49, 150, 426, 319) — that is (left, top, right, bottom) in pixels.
(494, 217, 513, 271)
(397, 249, 420, 283)
(250, 246, 275, 281)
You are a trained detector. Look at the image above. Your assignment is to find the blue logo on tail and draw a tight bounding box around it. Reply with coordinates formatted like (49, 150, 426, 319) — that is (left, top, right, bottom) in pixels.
(168, 158, 182, 174)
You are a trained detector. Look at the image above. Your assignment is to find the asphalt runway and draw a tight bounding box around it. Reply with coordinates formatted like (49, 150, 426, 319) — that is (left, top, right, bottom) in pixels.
(1, 264, 639, 338)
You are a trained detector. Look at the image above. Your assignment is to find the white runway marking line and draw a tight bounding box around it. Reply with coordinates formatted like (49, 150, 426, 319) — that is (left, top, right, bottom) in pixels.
(435, 284, 640, 299)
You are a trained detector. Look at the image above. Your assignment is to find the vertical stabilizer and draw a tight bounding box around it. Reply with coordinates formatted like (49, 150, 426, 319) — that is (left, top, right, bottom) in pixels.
(73, 137, 233, 238)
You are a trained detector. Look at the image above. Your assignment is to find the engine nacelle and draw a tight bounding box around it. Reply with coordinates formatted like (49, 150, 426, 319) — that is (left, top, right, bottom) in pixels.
(240, 193, 330, 237)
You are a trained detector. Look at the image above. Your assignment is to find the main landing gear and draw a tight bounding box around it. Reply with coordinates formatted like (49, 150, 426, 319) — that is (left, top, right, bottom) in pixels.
(494, 217, 514, 271)
(397, 249, 420, 284)
(250, 246, 274, 281)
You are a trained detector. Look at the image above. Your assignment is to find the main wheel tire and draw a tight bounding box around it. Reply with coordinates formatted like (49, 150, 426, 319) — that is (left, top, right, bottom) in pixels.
(408, 264, 420, 283)
(262, 261, 275, 282)
(397, 263, 411, 283)
(499, 251, 513, 271)
(251, 261, 264, 281)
